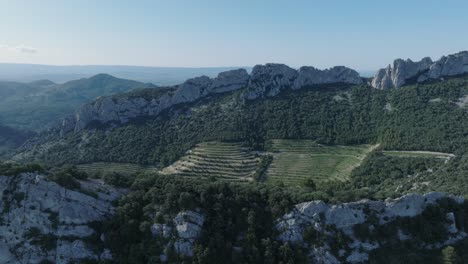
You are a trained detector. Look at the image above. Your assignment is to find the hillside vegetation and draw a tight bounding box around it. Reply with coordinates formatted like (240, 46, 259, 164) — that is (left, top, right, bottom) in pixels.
(0, 74, 151, 130)
(0, 124, 34, 159)
(23, 76, 468, 167)
(160, 142, 259, 181)
(265, 139, 375, 186)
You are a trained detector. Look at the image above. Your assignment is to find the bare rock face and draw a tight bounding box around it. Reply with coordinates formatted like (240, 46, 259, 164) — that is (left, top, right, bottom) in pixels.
(371, 57, 433, 89)
(372, 51, 468, 89)
(245, 64, 362, 99)
(276, 192, 466, 264)
(208, 68, 250, 93)
(294, 66, 363, 89)
(424, 51, 468, 80)
(245, 63, 298, 99)
(0, 173, 121, 264)
(152, 210, 205, 260)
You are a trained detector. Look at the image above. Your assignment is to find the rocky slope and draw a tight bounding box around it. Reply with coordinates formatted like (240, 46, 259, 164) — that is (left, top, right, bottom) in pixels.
(372, 51, 468, 89)
(151, 210, 205, 260)
(276, 192, 466, 263)
(55, 64, 362, 134)
(151, 193, 466, 263)
(0, 173, 122, 264)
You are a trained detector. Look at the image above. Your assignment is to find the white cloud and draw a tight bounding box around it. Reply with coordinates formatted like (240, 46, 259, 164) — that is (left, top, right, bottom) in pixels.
(0, 44, 37, 54)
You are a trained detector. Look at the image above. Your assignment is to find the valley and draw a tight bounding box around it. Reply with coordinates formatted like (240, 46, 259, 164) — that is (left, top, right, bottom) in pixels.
(1, 51, 468, 264)
(3, 1, 468, 262)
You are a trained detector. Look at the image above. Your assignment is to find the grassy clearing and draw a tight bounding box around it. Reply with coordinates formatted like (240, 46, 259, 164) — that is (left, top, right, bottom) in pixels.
(77, 162, 159, 176)
(160, 142, 260, 181)
(264, 139, 376, 186)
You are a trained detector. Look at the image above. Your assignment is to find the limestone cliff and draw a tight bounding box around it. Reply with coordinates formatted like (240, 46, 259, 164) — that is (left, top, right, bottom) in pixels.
(372, 51, 468, 89)
(0, 173, 122, 264)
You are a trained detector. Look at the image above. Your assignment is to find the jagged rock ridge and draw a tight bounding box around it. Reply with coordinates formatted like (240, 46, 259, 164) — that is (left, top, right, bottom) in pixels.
(0, 173, 122, 264)
(56, 64, 362, 134)
(372, 51, 468, 89)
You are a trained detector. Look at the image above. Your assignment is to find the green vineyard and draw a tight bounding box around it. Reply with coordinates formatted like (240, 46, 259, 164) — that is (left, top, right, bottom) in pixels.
(264, 139, 376, 186)
(160, 142, 260, 181)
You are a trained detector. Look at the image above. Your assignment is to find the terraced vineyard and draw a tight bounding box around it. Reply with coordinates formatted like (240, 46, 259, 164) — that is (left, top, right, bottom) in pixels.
(160, 142, 260, 181)
(264, 139, 376, 186)
(77, 162, 159, 176)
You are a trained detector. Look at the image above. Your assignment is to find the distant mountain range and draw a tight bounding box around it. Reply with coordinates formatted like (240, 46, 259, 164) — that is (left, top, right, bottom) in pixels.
(0, 63, 249, 86)
(0, 74, 154, 130)
(0, 63, 377, 84)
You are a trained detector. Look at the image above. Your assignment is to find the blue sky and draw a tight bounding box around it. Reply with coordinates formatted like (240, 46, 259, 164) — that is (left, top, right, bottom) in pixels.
(1, 0, 468, 70)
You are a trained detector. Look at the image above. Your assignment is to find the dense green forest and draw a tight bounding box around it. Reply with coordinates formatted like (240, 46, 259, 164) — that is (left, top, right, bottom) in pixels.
(2, 162, 467, 263)
(93, 172, 468, 263)
(25, 76, 468, 169)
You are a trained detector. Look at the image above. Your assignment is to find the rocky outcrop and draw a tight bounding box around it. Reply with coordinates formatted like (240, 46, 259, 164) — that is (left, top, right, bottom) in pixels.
(276, 192, 466, 264)
(372, 51, 468, 89)
(245, 64, 362, 99)
(0, 173, 122, 264)
(244, 64, 298, 99)
(294, 66, 363, 89)
(152, 210, 205, 260)
(55, 64, 362, 135)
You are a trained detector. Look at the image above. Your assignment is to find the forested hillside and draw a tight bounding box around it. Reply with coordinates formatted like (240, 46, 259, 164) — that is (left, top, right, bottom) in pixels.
(7, 69, 468, 264)
(0, 74, 152, 130)
(19, 76, 468, 168)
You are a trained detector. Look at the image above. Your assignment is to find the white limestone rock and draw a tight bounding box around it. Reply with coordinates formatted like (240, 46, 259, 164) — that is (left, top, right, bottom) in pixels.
(172, 76, 212, 103)
(425, 51, 468, 79)
(276, 192, 465, 264)
(55, 240, 96, 264)
(153, 210, 205, 258)
(0, 173, 121, 264)
(372, 51, 468, 89)
(371, 57, 432, 89)
(173, 210, 205, 239)
(208, 68, 250, 93)
(325, 203, 366, 230)
(294, 66, 363, 89)
(245, 63, 298, 99)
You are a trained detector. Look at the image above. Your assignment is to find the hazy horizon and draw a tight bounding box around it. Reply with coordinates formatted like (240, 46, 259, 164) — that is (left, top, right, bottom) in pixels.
(1, 0, 468, 71)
